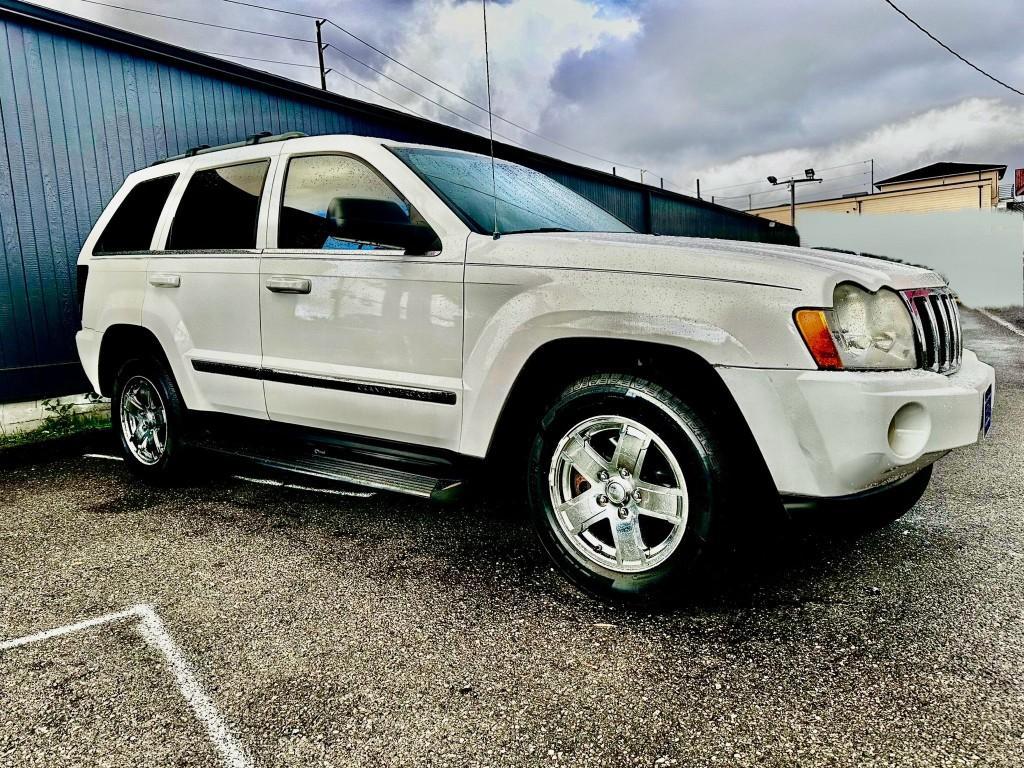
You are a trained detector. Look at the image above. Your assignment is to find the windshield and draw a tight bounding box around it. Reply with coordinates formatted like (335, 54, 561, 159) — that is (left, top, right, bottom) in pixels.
(390, 146, 633, 235)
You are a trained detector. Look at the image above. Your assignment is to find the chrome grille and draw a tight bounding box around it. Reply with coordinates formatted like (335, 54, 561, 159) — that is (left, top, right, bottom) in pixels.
(900, 288, 962, 374)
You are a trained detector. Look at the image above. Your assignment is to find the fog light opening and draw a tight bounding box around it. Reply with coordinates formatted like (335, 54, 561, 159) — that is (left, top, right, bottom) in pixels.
(887, 402, 931, 459)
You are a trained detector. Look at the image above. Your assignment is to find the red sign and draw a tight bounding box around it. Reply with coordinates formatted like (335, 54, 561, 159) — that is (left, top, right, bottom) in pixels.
(1016, 168, 1024, 196)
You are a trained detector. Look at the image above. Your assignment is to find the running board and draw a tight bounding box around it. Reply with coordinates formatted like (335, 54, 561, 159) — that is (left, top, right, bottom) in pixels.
(194, 441, 465, 502)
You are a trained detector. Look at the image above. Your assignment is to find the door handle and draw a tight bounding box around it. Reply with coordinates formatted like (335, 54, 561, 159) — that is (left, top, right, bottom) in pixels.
(265, 276, 311, 294)
(149, 273, 181, 288)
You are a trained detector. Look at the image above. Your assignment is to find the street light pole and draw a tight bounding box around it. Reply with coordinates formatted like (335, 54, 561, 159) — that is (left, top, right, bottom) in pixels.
(767, 169, 823, 227)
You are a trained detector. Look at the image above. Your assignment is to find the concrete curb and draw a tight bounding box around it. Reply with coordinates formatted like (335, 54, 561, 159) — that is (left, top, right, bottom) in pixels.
(0, 394, 110, 438)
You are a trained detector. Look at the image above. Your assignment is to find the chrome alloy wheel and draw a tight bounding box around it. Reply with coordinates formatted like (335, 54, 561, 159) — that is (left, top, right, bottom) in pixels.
(547, 415, 688, 574)
(119, 375, 168, 466)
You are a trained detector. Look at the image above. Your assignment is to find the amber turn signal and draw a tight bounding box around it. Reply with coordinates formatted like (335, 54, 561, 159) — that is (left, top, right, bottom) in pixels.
(794, 309, 843, 370)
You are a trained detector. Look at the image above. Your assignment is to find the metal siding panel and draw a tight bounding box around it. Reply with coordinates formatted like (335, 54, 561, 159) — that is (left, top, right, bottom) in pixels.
(53, 36, 99, 245)
(137, 58, 162, 164)
(157, 64, 177, 156)
(23, 25, 75, 360)
(120, 52, 145, 170)
(80, 45, 114, 202)
(5, 24, 54, 363)
(34, 29, 78, 353)
(106, 50, 136, 178)
(94, 49, 124, 187)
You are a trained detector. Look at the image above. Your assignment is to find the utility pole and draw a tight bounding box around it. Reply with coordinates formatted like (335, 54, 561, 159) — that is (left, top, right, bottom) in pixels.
(870, 158, 875, 193)
(315, 19, 329, 90)
(767, 168, 823, 227)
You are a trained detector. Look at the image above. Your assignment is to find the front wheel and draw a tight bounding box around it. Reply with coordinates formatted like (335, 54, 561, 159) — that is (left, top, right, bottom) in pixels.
(527, 374, 734, 602)
(113, 357, 190, 481)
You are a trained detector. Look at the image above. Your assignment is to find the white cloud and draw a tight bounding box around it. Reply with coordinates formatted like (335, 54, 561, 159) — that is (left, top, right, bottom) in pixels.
(374, 0, 639, 136)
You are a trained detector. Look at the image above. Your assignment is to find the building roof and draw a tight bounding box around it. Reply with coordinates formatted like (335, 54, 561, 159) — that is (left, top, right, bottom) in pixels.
(875, 162, 1007, 188)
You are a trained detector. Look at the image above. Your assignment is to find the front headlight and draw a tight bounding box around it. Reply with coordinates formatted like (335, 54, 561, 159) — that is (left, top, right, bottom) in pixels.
(795, 283, 917, 370)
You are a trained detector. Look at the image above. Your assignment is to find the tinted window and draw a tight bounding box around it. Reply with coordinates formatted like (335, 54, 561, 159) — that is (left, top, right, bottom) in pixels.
(167, 160, 269, 250)
(94, 174, 177, 254)
(279, 154, 437, 252)
(390, 147, 632, 235)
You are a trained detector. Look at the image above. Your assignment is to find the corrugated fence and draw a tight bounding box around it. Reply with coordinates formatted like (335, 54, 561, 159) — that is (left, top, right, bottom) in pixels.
(0, 0, 797, 403)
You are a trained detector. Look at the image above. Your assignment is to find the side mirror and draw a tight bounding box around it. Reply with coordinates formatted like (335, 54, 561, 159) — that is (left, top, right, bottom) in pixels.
(327, 197, 439, 254)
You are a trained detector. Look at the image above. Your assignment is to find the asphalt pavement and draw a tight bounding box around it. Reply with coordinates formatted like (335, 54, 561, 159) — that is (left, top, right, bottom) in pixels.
(0, 308, 1021, 767)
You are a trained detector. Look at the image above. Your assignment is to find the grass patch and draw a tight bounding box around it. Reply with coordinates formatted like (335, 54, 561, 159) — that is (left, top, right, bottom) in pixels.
(0, 400, 111, 450)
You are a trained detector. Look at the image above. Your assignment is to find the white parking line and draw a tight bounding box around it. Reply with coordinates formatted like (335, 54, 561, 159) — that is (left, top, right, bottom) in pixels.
(974, 308, 1024, 339)
(0, 605, 252, 768)
(83, 453, 124, 461)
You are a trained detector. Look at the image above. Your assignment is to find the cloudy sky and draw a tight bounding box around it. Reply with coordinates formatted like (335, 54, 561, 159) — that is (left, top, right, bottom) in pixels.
(36, 0, 1024, 208)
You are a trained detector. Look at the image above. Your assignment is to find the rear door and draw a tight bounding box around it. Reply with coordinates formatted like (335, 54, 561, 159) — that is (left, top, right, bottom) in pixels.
(144, 147, 278, 419)
(259, 143, 466, 451)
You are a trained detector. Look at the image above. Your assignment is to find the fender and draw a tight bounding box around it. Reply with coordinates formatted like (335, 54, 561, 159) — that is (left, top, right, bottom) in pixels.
(458, 255, 815, 458)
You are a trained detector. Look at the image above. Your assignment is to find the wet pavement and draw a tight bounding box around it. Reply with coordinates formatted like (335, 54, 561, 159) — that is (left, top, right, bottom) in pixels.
(0, 309, 1021, 767)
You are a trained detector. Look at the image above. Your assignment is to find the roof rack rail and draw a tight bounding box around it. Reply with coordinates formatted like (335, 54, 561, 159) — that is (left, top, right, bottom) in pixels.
(151, 131, 306, 165)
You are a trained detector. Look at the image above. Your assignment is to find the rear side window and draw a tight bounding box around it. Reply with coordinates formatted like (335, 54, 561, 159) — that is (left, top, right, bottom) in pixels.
(94, 174, 177, 254)
(167, 160, 269, 250)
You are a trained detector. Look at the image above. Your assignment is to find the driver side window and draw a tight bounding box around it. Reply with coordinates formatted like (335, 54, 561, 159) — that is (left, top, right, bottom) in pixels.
(278, 154, 438, 254)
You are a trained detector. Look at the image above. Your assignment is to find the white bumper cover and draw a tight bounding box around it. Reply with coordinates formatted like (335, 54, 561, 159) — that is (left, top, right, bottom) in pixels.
(75, 328, 103, 395)
(719, 349, 995, 498)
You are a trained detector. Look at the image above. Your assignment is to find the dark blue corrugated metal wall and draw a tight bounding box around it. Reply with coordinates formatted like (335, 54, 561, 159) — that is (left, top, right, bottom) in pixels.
(0, 1, 797, 403)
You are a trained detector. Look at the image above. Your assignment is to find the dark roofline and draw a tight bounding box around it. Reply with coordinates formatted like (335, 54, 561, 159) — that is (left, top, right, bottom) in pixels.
(0, 0, 789, 230)
(875, 163, 1007, 189)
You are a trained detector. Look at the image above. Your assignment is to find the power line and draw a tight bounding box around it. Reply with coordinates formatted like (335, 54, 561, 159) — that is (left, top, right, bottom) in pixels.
(322, 44, 533, 150)
(83, 0, 688, 190)
(704, 160, 871, 193)
(80, 0, 316, 43)
(220, 0, 319, 19)
(880, 0, 1023, 97)
(199, 50, 318, 69)
(713, 171, 871, 202)
(216, 0, 643, 171)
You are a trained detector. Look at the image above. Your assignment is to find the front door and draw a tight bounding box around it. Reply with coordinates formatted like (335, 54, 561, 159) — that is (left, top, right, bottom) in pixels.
(259, 151, 464, 451)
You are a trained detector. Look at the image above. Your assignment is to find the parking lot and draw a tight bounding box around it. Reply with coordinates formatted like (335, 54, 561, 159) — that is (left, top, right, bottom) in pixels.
(1, 309, 1021, 768)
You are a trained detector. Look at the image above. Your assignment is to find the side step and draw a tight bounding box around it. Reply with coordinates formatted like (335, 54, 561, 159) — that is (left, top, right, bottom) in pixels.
(194, 441, 465, 502)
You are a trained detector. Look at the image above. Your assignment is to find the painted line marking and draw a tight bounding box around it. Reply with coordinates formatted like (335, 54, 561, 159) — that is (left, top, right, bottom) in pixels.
(973, 307, 1024, 339)
(232, 474, 375, 498)
(83, 453, 123, 461)
(0, 605, 252, 768)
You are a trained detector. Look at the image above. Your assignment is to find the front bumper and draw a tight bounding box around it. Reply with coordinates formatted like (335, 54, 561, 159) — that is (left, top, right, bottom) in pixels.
(718, 349, 995, 498)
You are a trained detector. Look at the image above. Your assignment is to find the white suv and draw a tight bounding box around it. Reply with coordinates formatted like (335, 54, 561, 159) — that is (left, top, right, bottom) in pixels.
(76, 132, 995, 600)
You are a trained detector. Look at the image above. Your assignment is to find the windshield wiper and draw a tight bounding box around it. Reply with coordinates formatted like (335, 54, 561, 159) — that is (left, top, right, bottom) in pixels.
(505, 227, 572, 234)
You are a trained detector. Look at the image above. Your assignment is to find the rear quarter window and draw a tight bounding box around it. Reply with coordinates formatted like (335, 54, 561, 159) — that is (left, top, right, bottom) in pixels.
(167, 160, 270, 250)
(94, 174, 178, 254)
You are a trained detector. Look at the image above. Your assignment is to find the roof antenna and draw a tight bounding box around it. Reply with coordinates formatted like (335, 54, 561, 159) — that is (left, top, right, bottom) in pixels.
(482, 0, 500, 239)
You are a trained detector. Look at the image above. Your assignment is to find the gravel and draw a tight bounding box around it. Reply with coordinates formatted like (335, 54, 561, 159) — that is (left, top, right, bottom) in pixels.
(0, 308, 1021, 767)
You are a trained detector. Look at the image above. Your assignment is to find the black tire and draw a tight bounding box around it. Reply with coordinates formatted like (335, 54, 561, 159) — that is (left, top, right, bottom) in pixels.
(526, 374, 736, 603)
(112, 356, 190, 482)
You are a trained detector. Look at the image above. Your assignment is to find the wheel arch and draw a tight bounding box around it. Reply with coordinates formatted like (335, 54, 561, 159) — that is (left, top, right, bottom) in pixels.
(97, 324, 175, 398)
(482, 336, 778, 497)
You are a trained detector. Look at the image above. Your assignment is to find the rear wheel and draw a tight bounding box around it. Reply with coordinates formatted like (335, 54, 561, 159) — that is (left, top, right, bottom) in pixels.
(527, 374, 734, 602)
(113, 358, 189, 481)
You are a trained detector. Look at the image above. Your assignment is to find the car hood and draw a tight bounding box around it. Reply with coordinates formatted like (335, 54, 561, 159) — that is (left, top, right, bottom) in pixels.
(499, 231, 946, 299)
